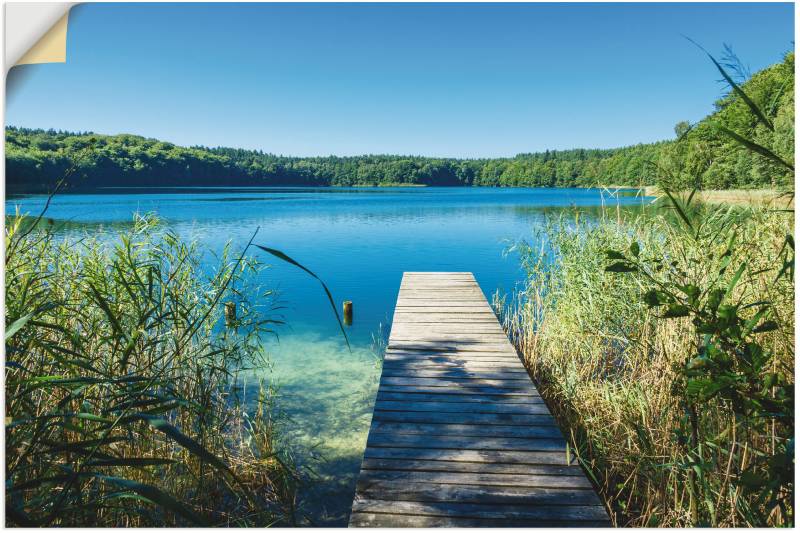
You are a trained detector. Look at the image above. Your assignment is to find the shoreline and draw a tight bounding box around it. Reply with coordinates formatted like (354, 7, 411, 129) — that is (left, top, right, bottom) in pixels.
(597, 185, 794, 207)
(7, 184, 793, 208)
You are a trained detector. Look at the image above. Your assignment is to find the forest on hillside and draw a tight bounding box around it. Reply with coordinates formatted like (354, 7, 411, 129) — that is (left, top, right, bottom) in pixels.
(5, 52, 793, 192)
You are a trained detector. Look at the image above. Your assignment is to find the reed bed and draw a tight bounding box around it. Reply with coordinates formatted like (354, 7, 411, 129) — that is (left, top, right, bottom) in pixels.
(5, 213, 302, 526)
(498, 201, 793, 527)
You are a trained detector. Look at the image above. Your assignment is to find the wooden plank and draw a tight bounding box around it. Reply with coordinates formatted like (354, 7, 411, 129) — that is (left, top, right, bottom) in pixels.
(384, 348, 519, 357)
(380, 376, 534, 389)
(382, 360, 524, 369)
(384, 353, 521, 360)
(383, 359, 521, 368)
(395, 299, 490, 305)
(383, 361, 527, 377)
(389, 345, 510, 352)
(380, 367, 529, 379)
(371, 411, 558, 426)
(395, 303, 489, 308)
(362, 446, 573, 465)
(388, 337, 512, 345)
(391, 318, 499, 325)
(369, 421, 561, 439)
(390, 325, 504, 333)
(396, 288, 484, 293)
(392, 310, 496, 316)
(390, 324, 503, 332)
(352, 499, 608, 521)
(388, 313, 494, 324)
(387, 341, 516, 351)
(390, 316, 501, 323)
(356, 482, 601, 505)
(381, 364, 527, 374)
(379, 367, 531, 378)
(377, 385, 538, 397)
(367, 433, 567, 452)
(382, 359, 524, 368)
(349, 272, 608, 527)
(375, 391, 541, 403)
(359, 457, 577, 475)
(349, 513, 610, 527)
(356, 470, 593, 489)
(374, 400, 551, 415)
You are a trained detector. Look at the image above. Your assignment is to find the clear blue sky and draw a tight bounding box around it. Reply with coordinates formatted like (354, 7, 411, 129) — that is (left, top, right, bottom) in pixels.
(6, 2, 794, 158)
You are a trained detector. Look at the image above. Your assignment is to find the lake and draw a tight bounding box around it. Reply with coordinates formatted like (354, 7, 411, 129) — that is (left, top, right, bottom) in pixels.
(5, 186, 651, 525)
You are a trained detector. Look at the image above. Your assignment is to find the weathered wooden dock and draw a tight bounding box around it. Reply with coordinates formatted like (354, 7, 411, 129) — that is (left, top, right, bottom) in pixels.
(349, 272, 610, 527)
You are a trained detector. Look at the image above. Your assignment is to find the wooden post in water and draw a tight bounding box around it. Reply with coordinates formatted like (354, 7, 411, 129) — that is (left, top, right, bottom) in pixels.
(224, 302, 236, 327)
(343, 300, 353, 326)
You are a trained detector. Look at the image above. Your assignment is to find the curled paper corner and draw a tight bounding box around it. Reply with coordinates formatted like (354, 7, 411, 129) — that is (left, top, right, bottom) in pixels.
(16, 11, 69, 66)
(5, 3, 76, 71)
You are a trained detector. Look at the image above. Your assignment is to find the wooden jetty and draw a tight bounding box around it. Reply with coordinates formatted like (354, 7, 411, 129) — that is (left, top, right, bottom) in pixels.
(349, 272, 611, 527)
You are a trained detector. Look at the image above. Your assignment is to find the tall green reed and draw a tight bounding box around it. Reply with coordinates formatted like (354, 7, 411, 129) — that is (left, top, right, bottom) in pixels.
(603, 194, 793, 526)
(499, 204, 793, 526)
(5, 213, 299, 526)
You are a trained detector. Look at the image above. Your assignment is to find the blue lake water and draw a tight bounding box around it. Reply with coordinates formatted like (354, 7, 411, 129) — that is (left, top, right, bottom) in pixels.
(6, 186, 650, 524)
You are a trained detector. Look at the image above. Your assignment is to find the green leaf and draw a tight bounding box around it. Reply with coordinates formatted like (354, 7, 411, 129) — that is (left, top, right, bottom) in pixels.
(97, 475, 210, 525)
(644, 289, 660, 307)
(752, 320, 779, 334)
(254, 245, 350, 352)
(77, 412, 113, 424)
(686, 356, 708, 370)
(127, 414, 234, 478)
(725, 262, 747, 301)
(762, 373, 779, 389)
(717, 125, 793, 171)
(605, 262, 637, 273)
(686, 378, 723, 398)
(5, 312, 34, 341)
(604, 250, 626, 260)
(677, 284, 700, 305)
(707, 288, 725, 312)
(87, 282, 128, 341)
(742, 307, 767, 337)
(644, 289, 671, 307)
(662, 188, 694, 234)
(629, 241, 640, 257)
(142, 401, 181, 416)
(661, 304, 689, 318)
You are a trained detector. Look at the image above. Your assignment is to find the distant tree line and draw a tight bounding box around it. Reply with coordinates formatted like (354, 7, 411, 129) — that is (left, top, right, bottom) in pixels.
(5, 53, 793, 193)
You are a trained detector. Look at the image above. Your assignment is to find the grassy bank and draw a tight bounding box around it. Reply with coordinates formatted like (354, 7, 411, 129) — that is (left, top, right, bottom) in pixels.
(5, 213, 302, 526)
(600, 185, 794, 208)
(497, 201, 793, 526)
(675, 189, 794, 208)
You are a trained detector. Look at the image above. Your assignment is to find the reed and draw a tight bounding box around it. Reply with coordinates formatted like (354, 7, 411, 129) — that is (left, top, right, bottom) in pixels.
(5, 212, 301, 526)
(497, 201, 793, 526)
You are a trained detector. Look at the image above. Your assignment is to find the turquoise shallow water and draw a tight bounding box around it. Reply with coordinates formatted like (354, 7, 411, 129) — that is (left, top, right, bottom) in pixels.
(6, 186, 649, 524)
